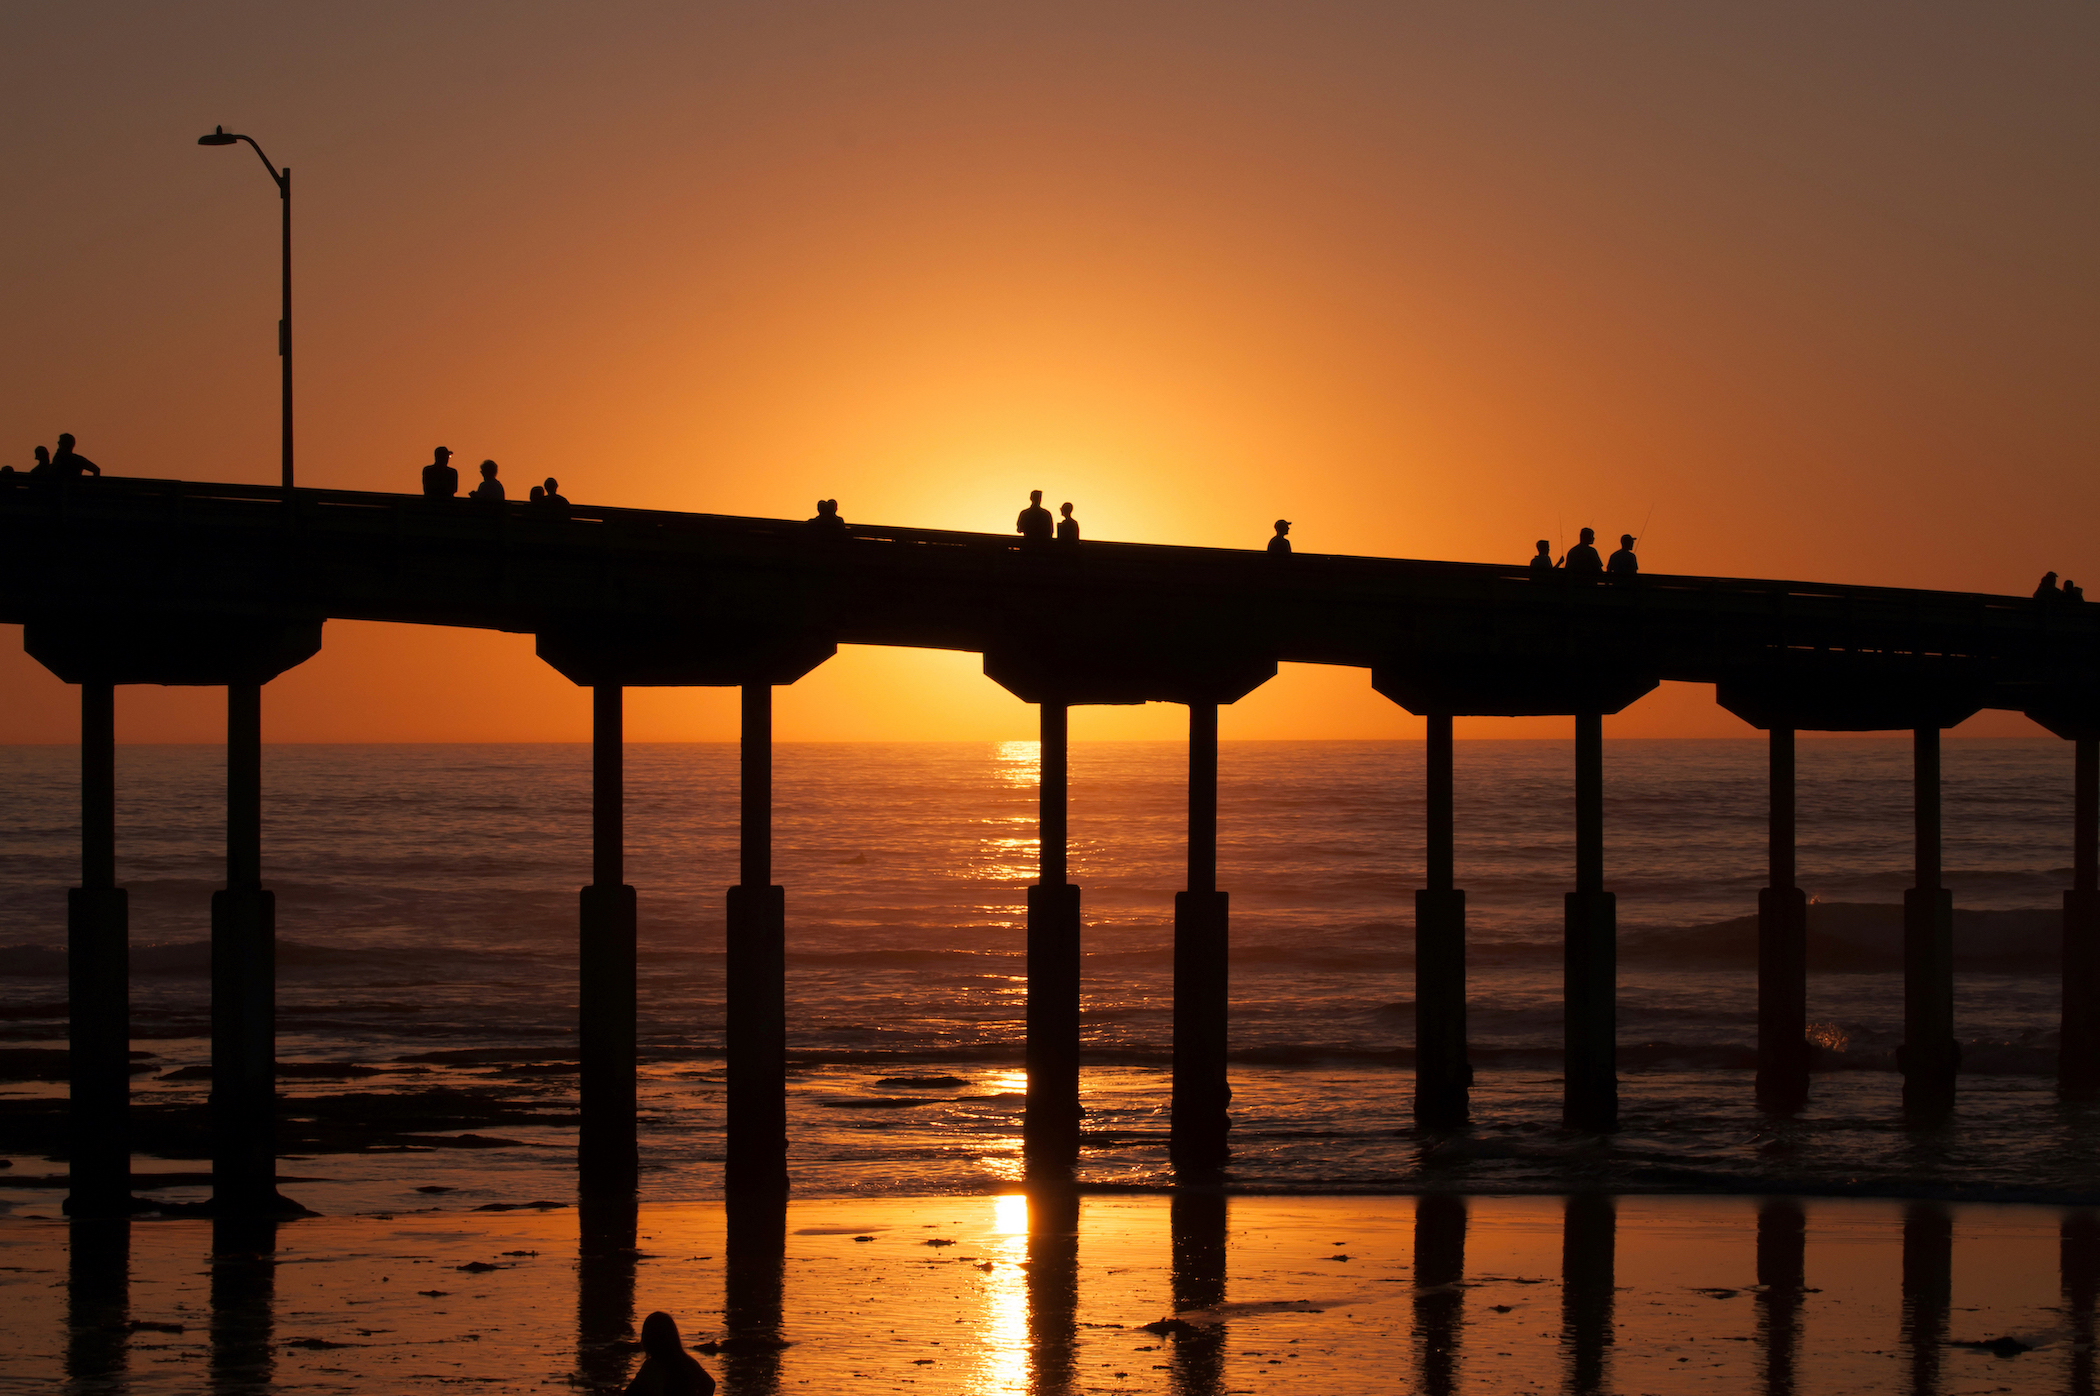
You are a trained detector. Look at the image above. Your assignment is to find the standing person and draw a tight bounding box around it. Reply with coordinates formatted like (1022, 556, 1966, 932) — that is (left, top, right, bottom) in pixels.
(1268, 519, 1292, 554)
(1562, 527, 1602, 574)
(1056, 502, 1080, 544)
(26, 446, 52, 478)
(1607, 533, 1639, 575)
(51, 433, 100, 479)
(421, 447, 459, 498)
(467, 459, 504, 502)
(2036, 572, 2062, 601)
(622, 1312, 714, 1395)
(1016, 490, 1053, 543)
(542, 477, 569, 508)
(1529, 539, 1554, 573)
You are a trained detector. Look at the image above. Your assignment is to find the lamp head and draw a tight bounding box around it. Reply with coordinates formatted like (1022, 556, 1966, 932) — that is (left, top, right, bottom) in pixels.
(197, 126, 238, 147)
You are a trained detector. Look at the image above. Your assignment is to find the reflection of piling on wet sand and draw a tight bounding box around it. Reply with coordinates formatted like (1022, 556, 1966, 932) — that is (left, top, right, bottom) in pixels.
(1561, 1193, 1614, 1395)
(1755, 1198, 1805, 1396)
(1170, 1190, 1227, 1396)
(1413, 1194, 1465, 1396)
(1027, 1181, 1080, 1396)
(1902, 1204, 1952, 1396)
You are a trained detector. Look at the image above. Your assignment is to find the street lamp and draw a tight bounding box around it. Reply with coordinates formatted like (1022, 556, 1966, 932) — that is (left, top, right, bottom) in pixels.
(197, 125, 294, 493)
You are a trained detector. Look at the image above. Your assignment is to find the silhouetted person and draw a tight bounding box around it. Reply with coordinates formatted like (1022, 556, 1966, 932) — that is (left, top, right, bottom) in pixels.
(26, 445, 52, 478)
(51, 433, 100, 480)
(2037, 571, 2061, 601)
(422, 447, 458, 498)
(1529, 539, 1554, 573)
(1607, 533, 1638, 575)
(1056, 502, 1079, 544)
(807, 498, 846, 535)
(529, 485, 545, 504)
(1017, 490, 1053, 544)
(1268, 519, 1292, 554)
(543, 477, 569, 507)
(2070, 580, 2088, 604)
(624, 1311, 714, 1395)
(468, 459, 504, 502)
(1563, 527, 1602, 574)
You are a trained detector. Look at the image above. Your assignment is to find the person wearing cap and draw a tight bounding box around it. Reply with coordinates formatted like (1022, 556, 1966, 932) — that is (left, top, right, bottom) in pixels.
(1267, 519, 1292, 554)
(1607, 533, 1639, 575)
(421, 447, 459, 498)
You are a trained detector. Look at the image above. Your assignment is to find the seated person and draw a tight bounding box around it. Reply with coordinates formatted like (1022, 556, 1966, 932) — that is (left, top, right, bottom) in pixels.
(1562, 527, 1603, 574)
(623, 1312, 715, 1395)
(467, 459, 504, 502)
(807, 498, 846, 535)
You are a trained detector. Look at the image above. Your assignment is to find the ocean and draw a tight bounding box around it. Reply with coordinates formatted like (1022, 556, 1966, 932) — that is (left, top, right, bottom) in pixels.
(2, 738, 2095, 1214)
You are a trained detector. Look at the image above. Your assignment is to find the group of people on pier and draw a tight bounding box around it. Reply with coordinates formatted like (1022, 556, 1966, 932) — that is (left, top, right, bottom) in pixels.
(7, 432, 100, 484)
(2036, 571, 2088, 604)
(418, 446, 569, 515)
(1531, 527, 1639, 576)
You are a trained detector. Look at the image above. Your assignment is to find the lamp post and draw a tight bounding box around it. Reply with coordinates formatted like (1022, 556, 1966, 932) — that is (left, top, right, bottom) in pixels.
(197, 126, 293, 493)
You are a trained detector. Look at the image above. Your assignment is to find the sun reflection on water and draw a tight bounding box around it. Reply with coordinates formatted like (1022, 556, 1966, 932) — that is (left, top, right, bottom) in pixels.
(970, 1194, 1031, 1394)
(993, 741, 1040, 786)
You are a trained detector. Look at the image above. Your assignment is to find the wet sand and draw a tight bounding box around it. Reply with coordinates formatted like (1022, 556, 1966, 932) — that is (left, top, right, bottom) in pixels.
(1, 1191, 2083, 1393)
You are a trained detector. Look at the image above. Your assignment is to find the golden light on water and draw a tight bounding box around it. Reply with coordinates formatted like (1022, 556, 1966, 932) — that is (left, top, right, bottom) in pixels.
(973, 1194, 1032, 1394)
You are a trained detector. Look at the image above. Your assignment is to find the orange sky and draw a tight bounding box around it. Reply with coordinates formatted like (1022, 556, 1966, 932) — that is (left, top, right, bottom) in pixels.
(4, 3, 2095, 743)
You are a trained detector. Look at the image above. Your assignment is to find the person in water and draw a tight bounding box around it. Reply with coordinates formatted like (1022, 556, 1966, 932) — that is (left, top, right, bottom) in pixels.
(1607, 533, 1638, 575)
(1562, 527, 1602, 573)
(1268, 519, 1292, 554)
(467, 459, 504, 502)
(1529, 539, 1554, 573)
(422, 447, 459, 498)
(1056, 502, 1079, 544)
(1016, 490, 1054, 544)
(623, 1311, 715, 1395)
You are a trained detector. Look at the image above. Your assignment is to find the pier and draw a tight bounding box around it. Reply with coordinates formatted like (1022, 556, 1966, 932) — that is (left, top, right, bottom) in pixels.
(10, 473, 2100, 1215)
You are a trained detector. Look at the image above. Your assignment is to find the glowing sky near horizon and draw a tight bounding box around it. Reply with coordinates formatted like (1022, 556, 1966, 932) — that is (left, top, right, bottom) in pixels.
(2, 2, 2094, 742)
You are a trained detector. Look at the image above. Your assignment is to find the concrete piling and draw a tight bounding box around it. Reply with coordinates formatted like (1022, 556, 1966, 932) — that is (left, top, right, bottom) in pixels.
(67, 681, 131, 1217)
(1172, 702, 1230, 1171)
(1563, 713, 1617, 1133)
(1415, 712, 1470, 1128)
(1026, 702, 1083, 1172)
(210, 682, 280, 1213)
(1901, 727, 1958, 1116)
(578, 685, 638, 1199)
(1757, 727, 1810, 1114)
(727, 683, 788, 1194)
(2064, 738, 2100, 1090)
